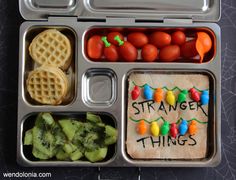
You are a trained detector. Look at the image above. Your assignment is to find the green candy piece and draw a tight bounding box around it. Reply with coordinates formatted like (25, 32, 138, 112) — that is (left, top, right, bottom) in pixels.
(161, 121, 170, 135)
(177, 89, 188, 103)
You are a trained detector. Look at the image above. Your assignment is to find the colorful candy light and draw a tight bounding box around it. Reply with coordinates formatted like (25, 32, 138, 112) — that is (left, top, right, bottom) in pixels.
(144, 84, 153, 100)
(189, 88, 200, 102)
(201, 90, 209, 105)
(189, 120, 197, 135)
(170, 123, 178, 138)
(166, 90, 176, 105)
(179, 120, 188, 135)
(161, 121, 170, 135)
(150, 121, 160, 137)
(131, 85, 140, 100)
(154, 88, 163, 103)
(136, 120, 147, 135)
(177, 89, 188, 103)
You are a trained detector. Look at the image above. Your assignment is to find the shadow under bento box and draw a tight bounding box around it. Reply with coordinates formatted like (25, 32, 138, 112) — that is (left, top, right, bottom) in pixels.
(17, 0, 221, 167)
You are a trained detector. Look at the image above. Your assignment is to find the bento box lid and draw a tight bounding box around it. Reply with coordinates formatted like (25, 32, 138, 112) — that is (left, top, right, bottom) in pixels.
(19, 0, 221, 22)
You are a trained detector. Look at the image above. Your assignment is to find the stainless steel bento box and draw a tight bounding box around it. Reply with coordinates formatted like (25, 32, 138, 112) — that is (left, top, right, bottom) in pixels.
(17, 0, 221, 167)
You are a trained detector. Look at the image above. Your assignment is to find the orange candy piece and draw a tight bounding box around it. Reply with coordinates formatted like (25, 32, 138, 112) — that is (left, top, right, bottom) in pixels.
(154, 88, 163, 103)
(136, 120, 147, 135)
(189, 120, 197, 135)
(196, 32, 212, 63)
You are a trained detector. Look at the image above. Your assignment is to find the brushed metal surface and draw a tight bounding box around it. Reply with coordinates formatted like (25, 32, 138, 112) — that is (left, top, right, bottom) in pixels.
(82, 68, 117, 107)
(19, 0, 220, 22)
(17, 20, 221, 167)
(30, 0, 76, 9)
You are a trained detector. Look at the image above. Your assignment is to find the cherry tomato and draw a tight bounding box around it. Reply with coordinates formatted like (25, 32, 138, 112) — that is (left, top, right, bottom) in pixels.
(171, 31, 186, 45)
(114, 36, 137, 62)
(104, 44, 119, 62)
(181, 40, 198, 58)
(141, 44, 158, 62)
(159, 45, 180, 62)
(127, 32, 148, 48)
(119, 41, 137, 62)
(107, 32, 124, 46)
(87, 35, 104, 60)
(149, 31, 171, 48)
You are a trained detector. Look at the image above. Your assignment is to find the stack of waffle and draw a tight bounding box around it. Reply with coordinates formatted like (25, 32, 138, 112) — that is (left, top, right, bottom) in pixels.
(27, 29, 72, 105)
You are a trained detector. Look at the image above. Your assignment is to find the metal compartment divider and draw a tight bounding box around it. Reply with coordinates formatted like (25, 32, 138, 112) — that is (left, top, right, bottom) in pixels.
(17, 19, 221, 166)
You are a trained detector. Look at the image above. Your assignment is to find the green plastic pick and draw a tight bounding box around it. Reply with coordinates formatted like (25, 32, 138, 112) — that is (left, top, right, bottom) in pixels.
(101, 36, 111, 47)
(114, 35, 124, 46)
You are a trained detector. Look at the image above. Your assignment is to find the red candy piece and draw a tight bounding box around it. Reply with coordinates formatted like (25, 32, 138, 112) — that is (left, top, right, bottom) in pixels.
(170, 123, 178, 138)
(131, 86, 140, 100)
(189, 88, 200, 102)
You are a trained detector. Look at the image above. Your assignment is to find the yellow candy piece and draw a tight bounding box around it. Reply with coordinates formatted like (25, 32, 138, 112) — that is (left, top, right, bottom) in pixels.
(166, 90, 176, 106)
(150, 121, 160, 137)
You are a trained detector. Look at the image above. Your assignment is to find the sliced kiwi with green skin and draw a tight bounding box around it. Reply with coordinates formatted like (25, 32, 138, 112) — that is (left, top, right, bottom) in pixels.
(32, 126, 56, 158)
(104, 125, 118, 145)
(105, 136, 117, 146)
(25, 112, 117, 162)
(32, 147, 49, 160)
(51, 123, 66, 145)
(24, 129, 33, 145)
(86, 113, 102, 123)
(63, 143, 77, 155)
(105, 125, 117, 137)
(58, 119, 77, 141)
(83, 132, 100, 151)
(35, 113, 44, 128)
(70, 149, 83, 161)
(42, 113, 54, 126)
(56, 149, 70, 161)
(85, 147, 108, 162)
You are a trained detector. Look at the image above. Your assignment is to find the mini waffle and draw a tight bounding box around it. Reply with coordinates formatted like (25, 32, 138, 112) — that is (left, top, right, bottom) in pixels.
(29, 29, 72, 70)
(26, 66, 69, 105)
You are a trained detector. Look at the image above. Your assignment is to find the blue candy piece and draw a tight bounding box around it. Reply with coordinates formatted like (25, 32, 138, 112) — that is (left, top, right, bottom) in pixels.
(179, 120, 188, 135)
(201, 90, 209, 105)
(144, 84, 153, 100)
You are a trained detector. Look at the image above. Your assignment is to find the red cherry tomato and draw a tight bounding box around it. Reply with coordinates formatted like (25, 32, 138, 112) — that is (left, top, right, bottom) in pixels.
(159, 45, 180, 62)
(104, 44, 119, 62)
(107, 32, 124, 46)
(119, 41, 137, 62)
(141, 44, 158, 62)
(171, 31, 186, 45)
(149, 31, 171, 48)
(127, 32, 148, 48)
(181, 40, 198, 58)
(87, 35, 104, 60)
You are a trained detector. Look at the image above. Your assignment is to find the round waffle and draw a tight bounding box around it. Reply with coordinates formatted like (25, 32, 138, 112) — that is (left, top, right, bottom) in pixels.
(26, 66, 69, 105)
(29, 29, 72, 70)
